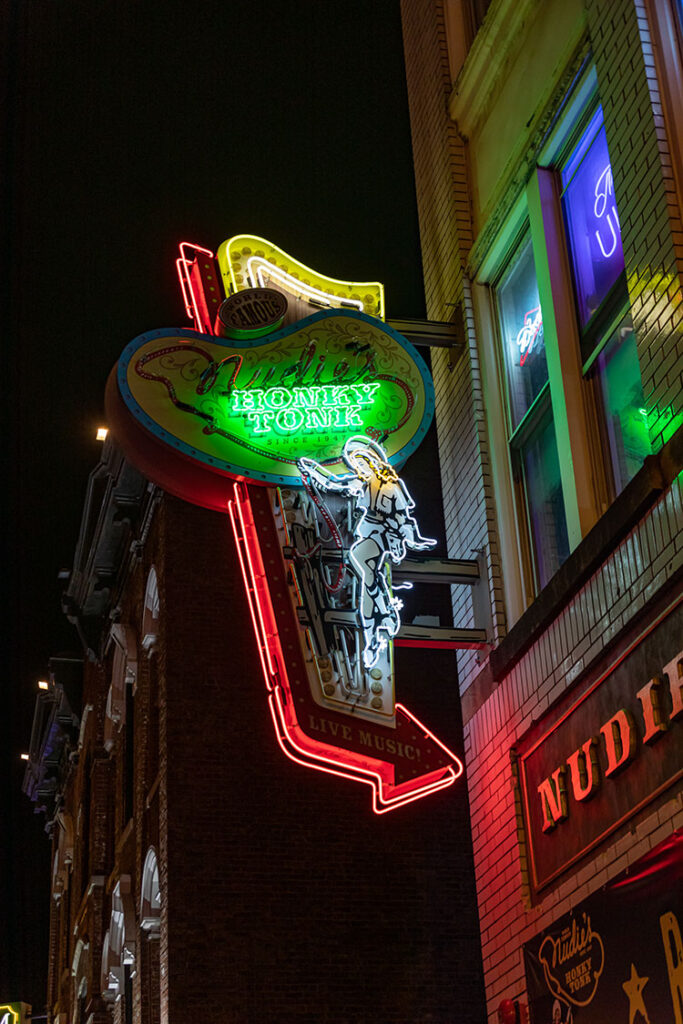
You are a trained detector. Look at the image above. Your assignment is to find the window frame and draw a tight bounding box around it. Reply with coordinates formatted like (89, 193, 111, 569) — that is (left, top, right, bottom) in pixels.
(646, 0, 683, 217)
(552, 97, 651, 505)
(491, 227, 568, 599)
(478, 67, 644, 615)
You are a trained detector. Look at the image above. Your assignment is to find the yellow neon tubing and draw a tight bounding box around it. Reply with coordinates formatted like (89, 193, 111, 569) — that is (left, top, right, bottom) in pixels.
(217, 234, 385, 320)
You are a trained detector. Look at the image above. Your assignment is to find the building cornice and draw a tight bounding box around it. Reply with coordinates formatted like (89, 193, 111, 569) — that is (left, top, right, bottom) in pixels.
(62, 440, 154, 661)
(449, 0, 543, 136)
(465, 37, 591, 279)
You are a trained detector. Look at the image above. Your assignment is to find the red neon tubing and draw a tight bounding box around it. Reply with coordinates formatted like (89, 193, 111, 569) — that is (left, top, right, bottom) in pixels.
(228, 481, 463, 814)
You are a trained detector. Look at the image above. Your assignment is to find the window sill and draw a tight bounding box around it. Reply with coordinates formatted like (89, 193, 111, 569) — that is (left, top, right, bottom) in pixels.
(489, 425, 683, 682)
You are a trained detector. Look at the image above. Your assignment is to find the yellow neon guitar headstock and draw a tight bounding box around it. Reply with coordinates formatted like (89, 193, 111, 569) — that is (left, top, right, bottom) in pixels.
(217, 234, 385, 320)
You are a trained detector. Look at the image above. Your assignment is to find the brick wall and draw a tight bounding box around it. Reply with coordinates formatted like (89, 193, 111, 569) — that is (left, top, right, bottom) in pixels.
(46, 655, 112, 1024)
(465, 472, 683, 1018)
(154, 493, 486, 1023)
(401, 0, 683, 1021)
(401, 0, 507, 691)
(586, 0, 683, 452)
(50, 481, 489, 1023)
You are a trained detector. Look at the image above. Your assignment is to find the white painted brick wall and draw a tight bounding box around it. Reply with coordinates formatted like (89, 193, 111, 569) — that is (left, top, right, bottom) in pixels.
(467, 474, 683, 1018)
(402, 0, 683, 1019)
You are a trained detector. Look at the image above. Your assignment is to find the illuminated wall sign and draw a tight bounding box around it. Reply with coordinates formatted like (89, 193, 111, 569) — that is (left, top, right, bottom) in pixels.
(215, 286, 287, 339)
(515, 592, 683, 898)
(524, 833, 682, 1024)
(217, 234, 385, 318)
(108, 235, 461, 813)
(107, 310, 433, 508)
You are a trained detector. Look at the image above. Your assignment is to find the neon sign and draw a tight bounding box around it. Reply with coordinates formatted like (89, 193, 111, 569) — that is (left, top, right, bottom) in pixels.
(107, 311, 433, 504)
(217, 234, 385, 318)
(231, 382, 380, 436)
(562, 113, 625, 327)
(515, 305, 543, 366)
(593, 164, 621, 259)
(107, 235, 464, 813)
(228, 481, 463, 813)
(298, 436, 436, 667)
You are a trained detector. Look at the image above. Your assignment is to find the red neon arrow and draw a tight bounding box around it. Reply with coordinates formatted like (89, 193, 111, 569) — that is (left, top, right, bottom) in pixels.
(228, 481, 463, 814)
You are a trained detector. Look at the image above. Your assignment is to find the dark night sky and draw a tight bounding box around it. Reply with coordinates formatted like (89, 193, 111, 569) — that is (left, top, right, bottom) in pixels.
(3, 0, 425, 1010)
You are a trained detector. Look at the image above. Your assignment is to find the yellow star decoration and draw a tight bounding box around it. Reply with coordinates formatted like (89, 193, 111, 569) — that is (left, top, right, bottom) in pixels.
(622, 963, 651, 1024)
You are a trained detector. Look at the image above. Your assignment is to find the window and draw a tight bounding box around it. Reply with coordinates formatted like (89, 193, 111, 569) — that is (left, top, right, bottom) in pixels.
(142, 567, 159, 655)
(519, 409, 569, 589)
(140, 847, 161, 935)
(590, 311, 651, 493)
(561, 106, 625, 328)
(495, 234, 569, 591)
(489, 83, 651, 603)
(124, 681, 135, 822)
(101, 877, 136, 1007)
(497, 236, 548, 428)
(72, 942, 89, 1024)
(560, 105, 651, 496)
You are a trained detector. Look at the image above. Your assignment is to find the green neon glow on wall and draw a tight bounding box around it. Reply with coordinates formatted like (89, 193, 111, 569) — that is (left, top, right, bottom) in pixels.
(230, 382, 381, 436)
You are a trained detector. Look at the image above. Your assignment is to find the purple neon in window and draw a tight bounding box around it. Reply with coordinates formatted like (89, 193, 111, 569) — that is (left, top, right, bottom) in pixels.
(562, 107, 625, 327)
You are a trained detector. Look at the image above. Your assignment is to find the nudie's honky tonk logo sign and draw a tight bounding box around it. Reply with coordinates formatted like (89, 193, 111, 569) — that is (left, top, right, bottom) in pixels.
(106, 234, 465, 814)
(524, 831, 682, 1024)
(108, 310, 433, 504)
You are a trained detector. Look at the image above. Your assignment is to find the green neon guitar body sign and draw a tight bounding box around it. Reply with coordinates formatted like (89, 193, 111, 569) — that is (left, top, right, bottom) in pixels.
(107, 310, 434, 508)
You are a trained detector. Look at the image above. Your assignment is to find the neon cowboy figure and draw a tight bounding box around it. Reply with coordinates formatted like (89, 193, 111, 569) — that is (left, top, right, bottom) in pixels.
(298, 436, 436, 668)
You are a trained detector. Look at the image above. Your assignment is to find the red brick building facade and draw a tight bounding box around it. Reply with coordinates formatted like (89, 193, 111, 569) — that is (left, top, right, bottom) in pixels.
(24, 435, 487, 1022)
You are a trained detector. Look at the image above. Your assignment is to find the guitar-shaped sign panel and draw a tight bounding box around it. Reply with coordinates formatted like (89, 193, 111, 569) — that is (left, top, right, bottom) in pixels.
(106, 236, 463, 813)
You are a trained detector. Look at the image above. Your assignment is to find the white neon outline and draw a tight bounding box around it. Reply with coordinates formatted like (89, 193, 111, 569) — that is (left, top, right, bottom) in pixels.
(299, 435, 437, 669)
(515, 306, 543, 366)
(593, 165, 613, 219)
(229, 481, 462, 814)
(247, 256, 364, 312)
(595, 215, 619, 258)
(592, 165, 621, 259)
